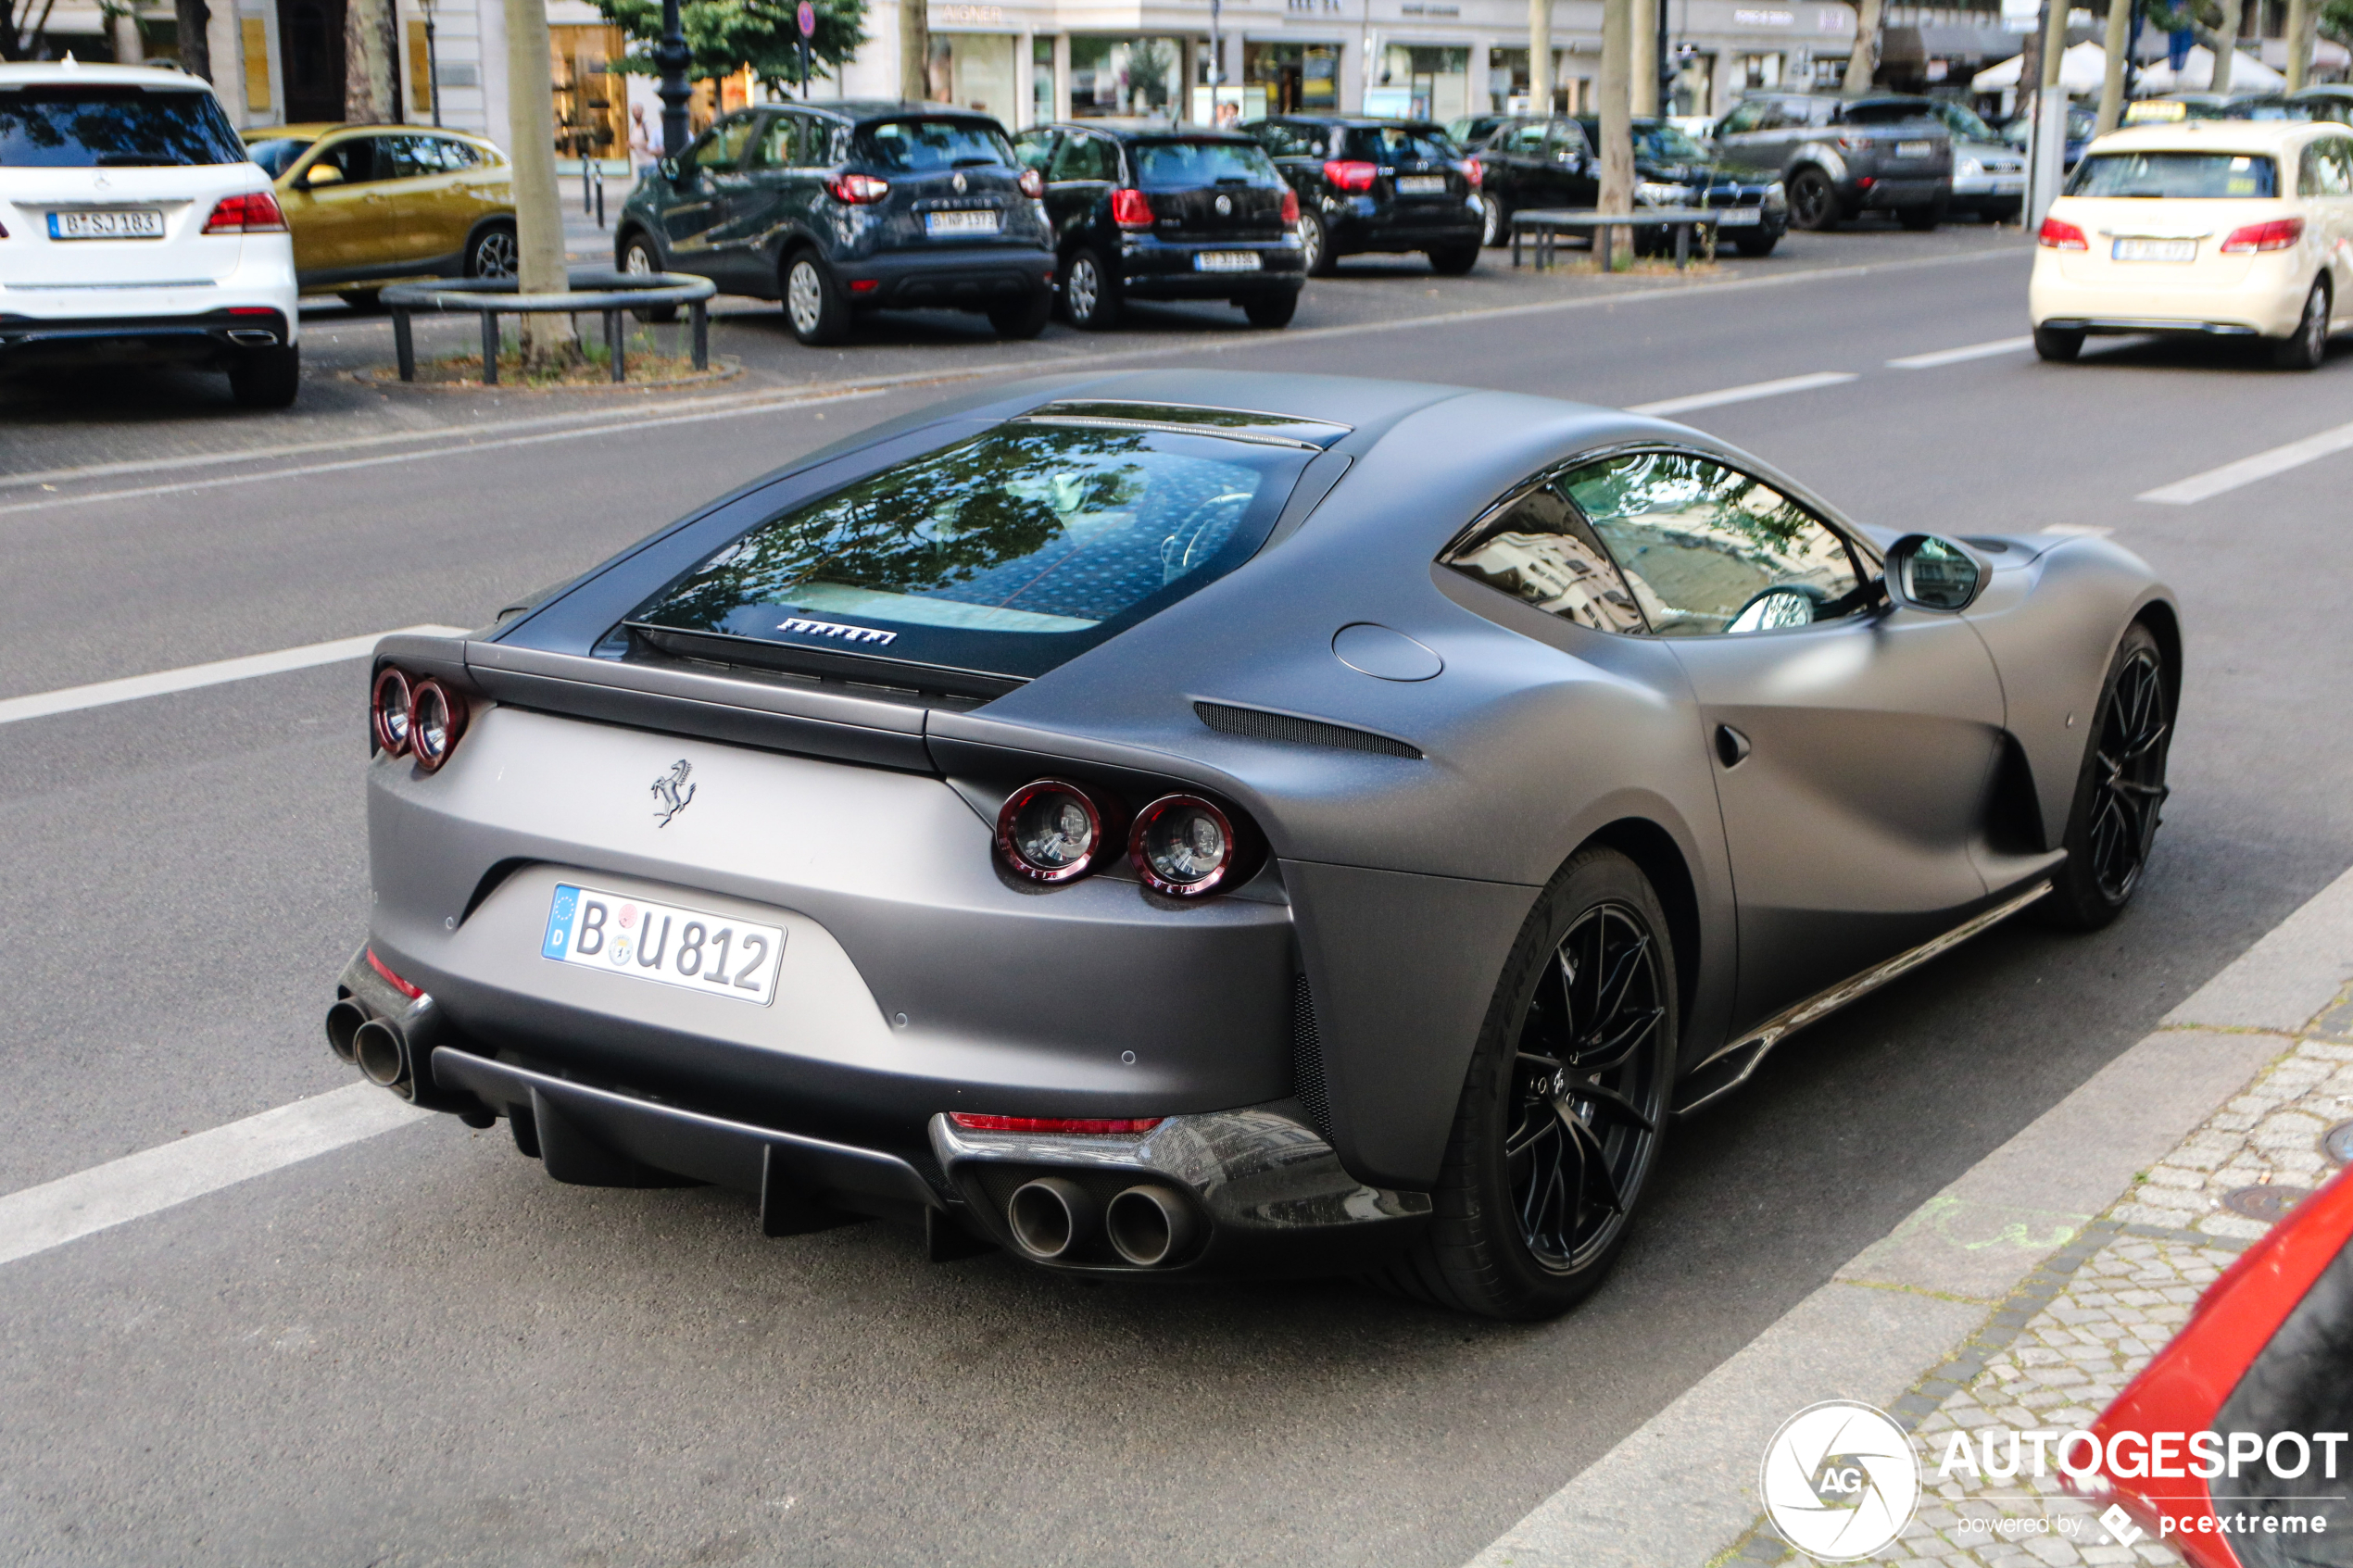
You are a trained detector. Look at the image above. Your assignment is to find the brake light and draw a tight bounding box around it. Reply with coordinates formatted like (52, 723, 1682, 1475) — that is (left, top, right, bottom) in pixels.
(825, 172, 890, 204)
(366, 947, 423, 999)
(203, 190, 287, 233)
(1017, 167, 1044, 198)
(950, 1113, 1165, 1135)
(1854, 175, 1874, 189)
(1111, 187, 1154, 229)
(2221, 217, 2303, 252)
(2036, 215, 2088, 250)
(407, 678, 468, 773)
(1322, 159, 1378, 193)
(1462, 157, 1483, 190)
(1279, 187, 1300, 226)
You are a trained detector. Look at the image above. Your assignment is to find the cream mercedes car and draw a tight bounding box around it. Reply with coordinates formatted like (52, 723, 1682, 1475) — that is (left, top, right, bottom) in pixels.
(2030, 119, 2352, 368)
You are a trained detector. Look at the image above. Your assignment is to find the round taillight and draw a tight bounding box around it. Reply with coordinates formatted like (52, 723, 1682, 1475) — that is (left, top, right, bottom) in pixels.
(996, 780, 1103, 883)
(1130, 795, 1236, 897)
(371, 665, 412, 757)
(408, 678, 466, 772)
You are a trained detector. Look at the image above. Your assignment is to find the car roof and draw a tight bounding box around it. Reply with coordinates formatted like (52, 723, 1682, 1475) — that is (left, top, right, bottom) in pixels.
(1255, 115, 1445, 129)
(1038, 120, 1257, 143)
(2085, 119, 2323, 154)
(0, 60, 216, 91)
(240, 121, 492, 139)
(798, 99, 1003, 126)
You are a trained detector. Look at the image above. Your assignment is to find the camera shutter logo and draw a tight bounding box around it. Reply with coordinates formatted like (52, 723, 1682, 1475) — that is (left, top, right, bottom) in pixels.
(1759, 1400, 1921, 1562)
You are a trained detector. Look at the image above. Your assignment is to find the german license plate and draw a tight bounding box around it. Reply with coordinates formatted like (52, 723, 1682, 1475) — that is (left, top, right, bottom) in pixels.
(1715, 207, 1761, 226)
(1396, 174, 1447, 194)
(541, 883, 786, 1005)
(924, 208, 1000, 236)
(2114, 237, 2196, 263)
(49, 208, 166, 240)
(1193, 250, 1262, 271)
(1895, 140, 1933, 158)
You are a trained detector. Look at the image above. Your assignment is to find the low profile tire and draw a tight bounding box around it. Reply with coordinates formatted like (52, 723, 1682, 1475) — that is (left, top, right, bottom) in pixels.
(2042, 621, 2172, 932)
(465, 222, 518, 281)
(988, 288, 1052, 339)
(1374, 847, 1678, 1321)
(1063, 247, 1121, 330)
(227, 345, 300, 408)
(619, 232, 676, 323)
(1428, 242, 1479, 276)
(1242, 292, 1298, 328)
(2033, 322, 2084, 362)
(1297, 208, 1336, 277)
(1732, 232, 1780, 257)
(1787, 168, 1839, 232)
(783, 251, 849, 345)
(337, 288, 381, 310)
(1479, 193, 1506, 248)
(1896, 201, 1944, 232)
(2273, 278, 2330, 370)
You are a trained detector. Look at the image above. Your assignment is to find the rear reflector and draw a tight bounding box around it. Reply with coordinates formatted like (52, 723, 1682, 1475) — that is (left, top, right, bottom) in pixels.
(366, 947, 422, 999)
(849, 278, 880, 294)
(950, 1113, 1165, 1135)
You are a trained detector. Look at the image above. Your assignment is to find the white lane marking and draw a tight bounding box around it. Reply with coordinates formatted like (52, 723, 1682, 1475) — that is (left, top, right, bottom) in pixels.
(2139, 418, 2353, 504)
(0, 1084, 427, 1270)
(1886, 334, 2034, 369)
(0, 623, 468, 725)
(1627, 370, 1858, 417)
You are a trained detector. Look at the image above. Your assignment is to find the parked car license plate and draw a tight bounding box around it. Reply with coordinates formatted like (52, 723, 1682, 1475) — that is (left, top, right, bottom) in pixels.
(924, 208, 1000, 236)
(1715, 208, 1761, 226)
(1193, 250, 1262, 272)
(1895, 140, 1933, 158)
(48, 208, 166, 240)
(541, 883, 786, 1005)
(1395, 174, 1447, 194)
(2113, 237, 2197, 263)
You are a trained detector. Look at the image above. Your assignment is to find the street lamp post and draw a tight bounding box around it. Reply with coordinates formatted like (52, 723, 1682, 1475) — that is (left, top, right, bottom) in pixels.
(656, 0, 692, 159)
(422, 0, 441, 127)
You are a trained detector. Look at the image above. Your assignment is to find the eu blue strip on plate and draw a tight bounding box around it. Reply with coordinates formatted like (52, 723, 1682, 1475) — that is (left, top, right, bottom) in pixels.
(544, 884, 580, 959)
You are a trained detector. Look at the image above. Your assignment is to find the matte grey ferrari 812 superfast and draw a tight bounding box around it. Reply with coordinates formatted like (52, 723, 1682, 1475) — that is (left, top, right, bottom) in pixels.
(332, 370, 2177, 1320)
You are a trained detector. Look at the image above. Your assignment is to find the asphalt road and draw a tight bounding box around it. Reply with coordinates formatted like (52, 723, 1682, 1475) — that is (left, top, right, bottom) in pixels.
(5, 227, 2351, 1568)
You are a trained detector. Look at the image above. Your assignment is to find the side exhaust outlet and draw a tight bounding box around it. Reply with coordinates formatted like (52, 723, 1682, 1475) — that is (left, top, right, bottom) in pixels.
(352, 1019, 409, 1091)
(324, 999, 368, 1064)
(1105, 1185, 1198, 1267)
(1007, 1176, 1097, 1260)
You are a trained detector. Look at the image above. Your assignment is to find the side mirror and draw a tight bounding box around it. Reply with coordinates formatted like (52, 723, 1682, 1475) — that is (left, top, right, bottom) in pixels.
(301, 161, 345, 187)
(1883, 533, 1986, 612)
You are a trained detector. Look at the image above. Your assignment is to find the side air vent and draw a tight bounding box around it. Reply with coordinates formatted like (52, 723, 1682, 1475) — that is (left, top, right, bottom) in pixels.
(1290, 973, 1334, 1143)
(1193, 701, 1423, 759)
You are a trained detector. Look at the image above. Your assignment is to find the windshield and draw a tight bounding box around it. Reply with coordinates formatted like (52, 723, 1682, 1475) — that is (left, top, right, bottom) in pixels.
(1340, 125, 1456, 162)
(854, 119, 1014, 172)
(0, 86, 247, 167)
(1932, 102, 1996, 142)
(628, 420, 1313, 684)
(1634, 122, 1708, 161)
(1840, 100, 1941, 126)
(243, 135, 313, 177)
(2068, 150, 2279, 197)
(1133, 139, 1282, 187)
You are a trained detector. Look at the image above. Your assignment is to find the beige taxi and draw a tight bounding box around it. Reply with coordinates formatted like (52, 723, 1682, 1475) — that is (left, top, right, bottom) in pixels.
(2030, 119, 2352, 368)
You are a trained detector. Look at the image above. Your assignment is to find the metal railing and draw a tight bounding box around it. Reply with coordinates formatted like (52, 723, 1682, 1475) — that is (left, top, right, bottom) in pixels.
(381, 268, 717, 385)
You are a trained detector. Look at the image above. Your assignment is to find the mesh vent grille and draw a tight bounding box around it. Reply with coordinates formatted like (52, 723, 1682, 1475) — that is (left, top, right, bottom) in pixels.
(1290, 972, 1334, 1142)
(1194, 701, 1422, 759)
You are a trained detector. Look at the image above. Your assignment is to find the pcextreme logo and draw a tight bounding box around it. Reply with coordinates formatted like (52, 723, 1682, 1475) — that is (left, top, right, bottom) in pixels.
(1760, 1400, 1923, 1562)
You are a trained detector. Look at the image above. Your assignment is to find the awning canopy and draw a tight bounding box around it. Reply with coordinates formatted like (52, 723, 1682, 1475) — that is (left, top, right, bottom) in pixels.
(2132, 46, 2287, 91)
(1971, 40, 2110, 94)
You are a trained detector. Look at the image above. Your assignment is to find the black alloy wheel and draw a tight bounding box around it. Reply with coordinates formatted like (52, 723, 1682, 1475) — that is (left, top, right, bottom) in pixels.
(1377, 847, 1677, 1320)
(1063, 247, 1121, 330)
(620, 232, 677, 323)
(2274, 279, 2331, 370)
(2044, 622, 2171, 930)
(466, 223, 519, 280)
(2033, 322, 2084, 362)
(1297, 208, 1335, 276)
(1787, 168, 1839, 232)
(1479, 193, 1505, 247)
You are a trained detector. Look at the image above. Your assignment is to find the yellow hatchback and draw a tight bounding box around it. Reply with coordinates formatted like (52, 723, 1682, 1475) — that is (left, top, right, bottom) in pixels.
(241, 123, 515, 304)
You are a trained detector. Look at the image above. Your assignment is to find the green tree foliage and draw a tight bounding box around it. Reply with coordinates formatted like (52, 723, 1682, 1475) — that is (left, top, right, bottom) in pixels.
(2323, 0, 2353, 45)
(592, 0, 867, 95)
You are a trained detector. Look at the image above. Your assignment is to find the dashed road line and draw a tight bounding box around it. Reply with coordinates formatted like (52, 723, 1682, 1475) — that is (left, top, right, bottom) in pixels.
(0, 623, 467, 725)
(2139, 417, 2353, 504)
(1886, 334, 2034, 368)
(1628, 370, 1859, 417)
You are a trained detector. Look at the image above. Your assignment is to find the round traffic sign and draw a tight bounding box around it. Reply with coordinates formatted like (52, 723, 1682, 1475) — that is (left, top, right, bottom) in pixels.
(797, 1, 815, 35)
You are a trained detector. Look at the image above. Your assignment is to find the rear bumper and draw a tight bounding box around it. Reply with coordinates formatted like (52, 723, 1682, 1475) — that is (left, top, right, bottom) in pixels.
(0, 305, 296, 366)
(1325, 205, 1484, 255)
(837, 245, 1055, 310)
(1850, 176, 1950, 210)
(2031, 270, 2304, 337)
(1118, 237, 1305, 298)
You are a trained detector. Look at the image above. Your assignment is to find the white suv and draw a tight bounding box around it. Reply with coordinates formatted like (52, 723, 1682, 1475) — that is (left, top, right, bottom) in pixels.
(1, 60, 300, 407)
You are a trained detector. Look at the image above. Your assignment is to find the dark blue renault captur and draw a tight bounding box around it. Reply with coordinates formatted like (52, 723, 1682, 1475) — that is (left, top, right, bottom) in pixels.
(615, 101, 1057, 345)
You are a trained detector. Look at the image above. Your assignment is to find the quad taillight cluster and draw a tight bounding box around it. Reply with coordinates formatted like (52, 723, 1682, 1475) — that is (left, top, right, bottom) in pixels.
(994, 779, 1250, 897)
(371, 665, 469, 772)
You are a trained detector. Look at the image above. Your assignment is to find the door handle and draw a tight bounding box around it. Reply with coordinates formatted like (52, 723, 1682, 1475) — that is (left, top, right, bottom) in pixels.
(1715, 724, 1752, 769)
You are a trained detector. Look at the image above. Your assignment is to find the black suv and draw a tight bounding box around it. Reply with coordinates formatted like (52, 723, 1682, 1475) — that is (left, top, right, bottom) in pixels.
(615, 101, 1055, 345)
(1471, 115, 1789, 256)
(1711, 94, 1952, 232)
(1241, 117, 1483, 276)
(1011, 122, 1304, 330)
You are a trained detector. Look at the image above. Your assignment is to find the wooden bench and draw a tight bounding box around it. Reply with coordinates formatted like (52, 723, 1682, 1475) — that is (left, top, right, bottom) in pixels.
(1509, 207, 1740, 272)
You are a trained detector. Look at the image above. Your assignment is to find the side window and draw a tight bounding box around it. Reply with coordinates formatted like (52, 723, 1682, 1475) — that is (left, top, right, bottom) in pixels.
(1718, 101, 1764, 135)
(1560, 451, 1865, 637)
(382, 134, 439, 179)
(694, 115, 758, 172)
(749, 113, 800, 169)
(311, 135, 383, 182)
(433, 136, 481, 170)
(2304, 138, 2353, 194)
(1049, 133, 1114, 182)
(1548, 119, 1591, 158)
(1012, 129, 1057, 171)
(1440, 482, 1646, 634)
(1256, 121, 1302, 157)
(1503, 120, 1548, 154)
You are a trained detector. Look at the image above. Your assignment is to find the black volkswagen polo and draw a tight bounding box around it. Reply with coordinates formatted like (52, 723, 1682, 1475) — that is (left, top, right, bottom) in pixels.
(1241, 117, 1484, 276)
(1008, 122, 1304, 330)
(614, 101, 1056, 346)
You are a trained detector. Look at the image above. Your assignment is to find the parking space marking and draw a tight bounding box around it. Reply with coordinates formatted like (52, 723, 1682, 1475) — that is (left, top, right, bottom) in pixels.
(1627, 371, 1858, 417)
(0, 1084, 426, 1270)
(2139, 418, 2353, 504)
(1886, 334, 2034, 369)
(0, 623, 468, 725)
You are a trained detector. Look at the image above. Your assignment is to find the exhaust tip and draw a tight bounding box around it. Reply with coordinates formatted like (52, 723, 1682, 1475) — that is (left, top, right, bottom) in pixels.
(352, 1019, 409, 1092)
(1007, 1176, 1096, 1260)
(324, 999, 369, 1064)
(1106, 1185, 1198, 1268)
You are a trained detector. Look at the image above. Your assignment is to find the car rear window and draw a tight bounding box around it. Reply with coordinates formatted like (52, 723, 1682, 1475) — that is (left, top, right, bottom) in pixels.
(854, 119, 1014, 173)
(627, 415, 1317, 686)
(244, 135, 313, 177)
(2068, 150, 2280, 197)
(1838, 100, 1940, 126)
(1133, 139, 1281, 187)
(0, 85, 246, 167)
(1340, 126, 1456, 162)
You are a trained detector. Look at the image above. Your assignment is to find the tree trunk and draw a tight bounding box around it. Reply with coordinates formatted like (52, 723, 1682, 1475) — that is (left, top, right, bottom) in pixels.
(174, 0, 210, 79)
(506, 0, 574, 370)
(2208, 0, 2242, 93)
(1631, 0, 1657, 114)
(345, 0, 398, 120)
(2285, 0, 2314, 90)
(2096, 0, 2131, 134)
(900, 0, 929, 102)
(2019, 2, 2045, 119)
(1599, 0, 1633, 262)
(1528, 0, 1551, 111)
(1843, 0, 1884, 93)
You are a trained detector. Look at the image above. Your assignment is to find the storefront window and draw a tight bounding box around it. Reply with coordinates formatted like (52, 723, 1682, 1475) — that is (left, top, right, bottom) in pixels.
(1488, 47, 1577, 114)
(1369, 44, 1468, 122)
(1034, 36, 1054, 127)
(929, 33, 1018, 118)
(1070, 37, 1184, 119)
(1733, 52, 1781, 93)
(1245, 42, 1340, 115)
(1670, 51, 1714, 115)
(550, 25, 625, 160)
